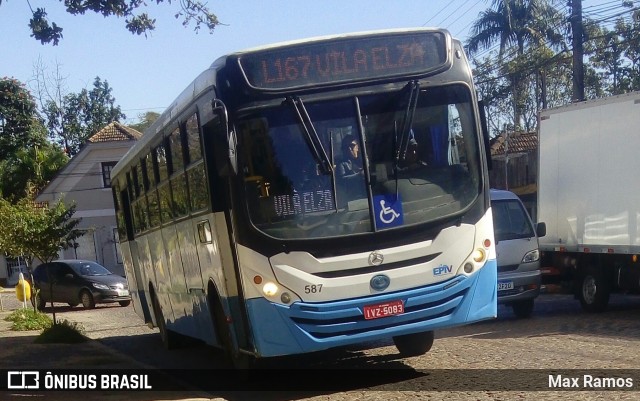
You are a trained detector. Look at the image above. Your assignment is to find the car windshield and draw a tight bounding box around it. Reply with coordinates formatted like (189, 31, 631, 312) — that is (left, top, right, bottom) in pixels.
(238, 84, 481, 239)
(492, 199, 536, 242)
(68, 261, 112, 276)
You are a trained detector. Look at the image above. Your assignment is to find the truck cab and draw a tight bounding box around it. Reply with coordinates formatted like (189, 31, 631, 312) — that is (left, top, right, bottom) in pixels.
(490, 189, 546, 318)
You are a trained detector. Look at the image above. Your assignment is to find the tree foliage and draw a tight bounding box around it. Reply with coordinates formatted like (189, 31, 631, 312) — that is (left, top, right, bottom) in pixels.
(43, 77, 125, 156)
(0, 197, 82, 267)
(0, 77, 39, 161)
(468, 0, 640, 137)
(0, 77, 68, 200)
(467, 0, 566, 130)
(1, 0, 221, 45)
(129, 111, 160, 134)
(0, 143, 68, 202)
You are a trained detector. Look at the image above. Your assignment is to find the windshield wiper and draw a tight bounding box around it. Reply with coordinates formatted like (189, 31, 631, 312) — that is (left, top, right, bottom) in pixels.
(285, 96, 333, 175)
(394, 80, 421, 167)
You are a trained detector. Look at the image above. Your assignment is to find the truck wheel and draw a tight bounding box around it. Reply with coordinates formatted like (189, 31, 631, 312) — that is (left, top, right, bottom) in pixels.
(512, 299, 534, 318)
(393, 331, 435, 357)
(579, 267, 610, 313)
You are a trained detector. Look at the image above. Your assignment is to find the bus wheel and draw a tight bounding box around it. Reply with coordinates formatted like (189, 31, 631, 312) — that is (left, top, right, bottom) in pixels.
(151, 291, 180, 349)
(393, 331, 434, 357)
(579, 266, 610, 313)
(209, 294, 254, 369)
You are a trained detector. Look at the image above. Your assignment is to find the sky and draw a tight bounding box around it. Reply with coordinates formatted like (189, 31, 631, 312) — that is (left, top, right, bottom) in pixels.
(0, 0, 628, 124)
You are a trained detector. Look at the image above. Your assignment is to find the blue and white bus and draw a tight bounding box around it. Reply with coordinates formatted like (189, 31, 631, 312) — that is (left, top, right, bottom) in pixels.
(111, 28, 496, 367)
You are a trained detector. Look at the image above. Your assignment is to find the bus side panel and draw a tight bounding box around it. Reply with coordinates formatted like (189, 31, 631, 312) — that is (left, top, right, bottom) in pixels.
(161, 224, 189, 328)
(170, 218, 213, 339)
(194, 212, 232, 347)
(136, 234, 156, 325)
(120, 241, 147, 322)
(148, 229, 174, 324)
(177, 218, 205, 291)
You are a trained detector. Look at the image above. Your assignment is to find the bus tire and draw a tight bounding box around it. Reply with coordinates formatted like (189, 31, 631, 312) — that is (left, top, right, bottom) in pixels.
(393, 330, 434, 357)
(151, 289, 180, 350)
(578, 266, 610, 313)
(208, 289, 254, 369)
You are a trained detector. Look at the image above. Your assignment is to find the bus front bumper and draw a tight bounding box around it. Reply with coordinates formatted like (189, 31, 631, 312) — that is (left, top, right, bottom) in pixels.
(245, 259, 497, 357)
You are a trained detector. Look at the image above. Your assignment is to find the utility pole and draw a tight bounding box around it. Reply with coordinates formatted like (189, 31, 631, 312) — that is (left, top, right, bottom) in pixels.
(571, 0, 585, 102)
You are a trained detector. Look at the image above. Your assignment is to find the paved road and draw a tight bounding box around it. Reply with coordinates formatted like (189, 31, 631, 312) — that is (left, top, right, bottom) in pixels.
(3, 291, 640, 400)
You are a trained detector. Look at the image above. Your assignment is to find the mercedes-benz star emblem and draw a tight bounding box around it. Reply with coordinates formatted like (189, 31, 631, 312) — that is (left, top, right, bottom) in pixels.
(368, 251, 384, 266)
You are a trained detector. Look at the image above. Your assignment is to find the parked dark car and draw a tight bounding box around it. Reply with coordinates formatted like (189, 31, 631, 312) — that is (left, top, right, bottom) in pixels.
(33, 260, 131, 309)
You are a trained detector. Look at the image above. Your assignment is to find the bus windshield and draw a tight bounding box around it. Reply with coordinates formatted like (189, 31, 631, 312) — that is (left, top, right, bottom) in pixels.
(239, 84, 481, 239)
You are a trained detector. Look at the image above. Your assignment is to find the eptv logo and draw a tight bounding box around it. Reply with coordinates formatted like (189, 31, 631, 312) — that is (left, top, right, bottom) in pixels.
(433, 264, 453, 276)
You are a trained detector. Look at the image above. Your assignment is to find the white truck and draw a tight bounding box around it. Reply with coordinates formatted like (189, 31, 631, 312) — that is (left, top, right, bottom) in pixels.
(538, 91, 640, 312)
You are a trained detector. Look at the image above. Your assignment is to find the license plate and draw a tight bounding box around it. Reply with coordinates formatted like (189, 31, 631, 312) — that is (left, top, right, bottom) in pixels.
(497, 281, 514, 291)
(116, 289, 130, 297)
(363, 300, 404, 320)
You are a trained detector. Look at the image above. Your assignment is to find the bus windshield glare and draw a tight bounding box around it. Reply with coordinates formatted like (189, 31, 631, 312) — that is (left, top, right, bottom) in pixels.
(239, 84, 481, 239)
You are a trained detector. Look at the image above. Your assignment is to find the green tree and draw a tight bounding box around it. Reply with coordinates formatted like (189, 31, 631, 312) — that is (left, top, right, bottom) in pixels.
(0, 77, 68, 200)
(0, 197, 82, 268)
(44, 77, 125, 156)
(0, 77, 39, 161)
(467, 0, 565, 130)
(0, 143, 68, 202)
(130, 111, 160, 134)
(1, 0, 221, 45)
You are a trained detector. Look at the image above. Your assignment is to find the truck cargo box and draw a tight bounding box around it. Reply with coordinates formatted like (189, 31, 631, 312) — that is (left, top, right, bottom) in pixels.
(538, 91, 640, 253)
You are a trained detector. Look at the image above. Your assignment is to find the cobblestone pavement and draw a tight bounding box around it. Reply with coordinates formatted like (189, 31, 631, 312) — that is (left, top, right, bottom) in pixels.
(2, 288, 640, 400)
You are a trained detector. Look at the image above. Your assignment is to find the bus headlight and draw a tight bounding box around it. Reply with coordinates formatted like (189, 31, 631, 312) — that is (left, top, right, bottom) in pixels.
(472, 248, 486, 263)
(262, 282, 279, 297)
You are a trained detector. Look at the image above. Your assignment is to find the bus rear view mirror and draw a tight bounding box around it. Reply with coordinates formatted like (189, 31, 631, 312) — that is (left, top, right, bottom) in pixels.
(212, 99, 237, 176)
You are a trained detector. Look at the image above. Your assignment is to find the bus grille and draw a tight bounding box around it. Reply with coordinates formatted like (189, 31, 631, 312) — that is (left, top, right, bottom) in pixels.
(286, 276, 470, 340)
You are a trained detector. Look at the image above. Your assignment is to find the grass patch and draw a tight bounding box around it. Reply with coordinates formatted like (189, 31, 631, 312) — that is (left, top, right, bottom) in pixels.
(35, 319, 87, 344)
(4, 308, 52, 331)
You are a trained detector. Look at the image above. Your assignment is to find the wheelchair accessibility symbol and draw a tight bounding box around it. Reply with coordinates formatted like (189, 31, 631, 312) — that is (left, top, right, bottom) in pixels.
(373, 194, 403, 228)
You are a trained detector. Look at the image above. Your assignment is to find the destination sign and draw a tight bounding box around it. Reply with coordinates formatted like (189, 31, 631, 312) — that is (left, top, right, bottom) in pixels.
(237, 31, 450, 90)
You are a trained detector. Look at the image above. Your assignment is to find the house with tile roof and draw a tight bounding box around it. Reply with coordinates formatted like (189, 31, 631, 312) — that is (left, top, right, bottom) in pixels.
(33, 122, 142, 276)
(489, 131, 539, 221)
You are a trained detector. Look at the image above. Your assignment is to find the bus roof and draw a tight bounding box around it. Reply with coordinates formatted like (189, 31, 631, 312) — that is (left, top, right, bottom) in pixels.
(219, 27, 451, 59)
(112, 27, 455, 179)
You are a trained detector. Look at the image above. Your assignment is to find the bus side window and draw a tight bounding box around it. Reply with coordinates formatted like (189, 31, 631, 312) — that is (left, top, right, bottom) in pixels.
(185, 112, 209, 212)
(169, 126, 186, 174)
(118, 187, 135, 241)
(185, 114, 202, 164)
(147, 189, 161, 228)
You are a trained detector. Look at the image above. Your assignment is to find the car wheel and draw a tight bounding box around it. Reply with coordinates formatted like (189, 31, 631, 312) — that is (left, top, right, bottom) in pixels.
(80, 290, 96, 309)
(578, 266, 610, 313)
(393, 330, 435, 357)
(119, 300, 131, 307)
(512, 299, 535, 318)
